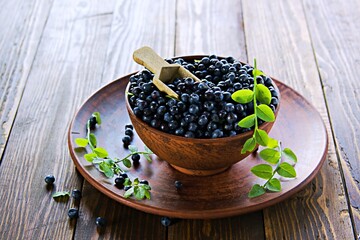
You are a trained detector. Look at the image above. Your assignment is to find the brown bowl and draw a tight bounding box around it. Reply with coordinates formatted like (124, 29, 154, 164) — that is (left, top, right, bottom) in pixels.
(126, 56, 280, 176)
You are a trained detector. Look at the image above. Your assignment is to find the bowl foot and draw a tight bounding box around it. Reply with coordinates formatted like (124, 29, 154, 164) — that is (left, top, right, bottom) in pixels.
(170, 164, 229, 176)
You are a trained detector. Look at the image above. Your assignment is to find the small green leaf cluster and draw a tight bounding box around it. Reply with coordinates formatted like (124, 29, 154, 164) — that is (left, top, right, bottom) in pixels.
(248, 146, 297, 198)
(74, 112, 153, 199)
(231, 59, 298, 198)
(123, 178, 151, 200)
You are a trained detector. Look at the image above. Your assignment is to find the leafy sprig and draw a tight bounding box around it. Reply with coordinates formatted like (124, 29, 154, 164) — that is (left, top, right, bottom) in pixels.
(123, 178, 151, 200)
(75, 112, 153, 200)
(231, 59, 298, 198)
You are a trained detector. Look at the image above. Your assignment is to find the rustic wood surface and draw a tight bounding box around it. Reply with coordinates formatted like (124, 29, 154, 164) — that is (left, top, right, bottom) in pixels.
(0, 0, 358, 239)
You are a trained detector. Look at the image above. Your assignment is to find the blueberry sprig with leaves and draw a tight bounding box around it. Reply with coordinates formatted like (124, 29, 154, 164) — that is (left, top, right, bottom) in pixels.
(74, 112, 153, 200)
(123, 178, 151, 200)
(231, 59, 298, 198)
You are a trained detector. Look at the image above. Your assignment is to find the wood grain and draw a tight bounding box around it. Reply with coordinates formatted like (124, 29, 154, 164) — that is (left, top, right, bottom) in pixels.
(171, 0, 262, 239)
(0, 0, 53, 160)
(0, 0, 115, 238)
(175, 0, 247, 61)
(242, 0, 354, 239)
(302, 0, 360, 235)
(74, 1, 175, 239)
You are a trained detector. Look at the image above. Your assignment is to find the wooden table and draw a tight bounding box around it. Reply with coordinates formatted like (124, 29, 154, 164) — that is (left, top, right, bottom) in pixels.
(0, 0, 358, 239)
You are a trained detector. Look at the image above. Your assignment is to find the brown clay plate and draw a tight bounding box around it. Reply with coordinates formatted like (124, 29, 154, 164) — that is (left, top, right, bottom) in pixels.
(68, 75, 328, 219)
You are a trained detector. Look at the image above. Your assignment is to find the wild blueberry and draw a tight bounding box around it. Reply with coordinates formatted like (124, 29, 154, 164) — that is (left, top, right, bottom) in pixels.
(131, 153, 140, 163)
(122, 136, 131, 145)
(140, 180, 149, 185)
(125, 129, 133, 137)
(89, 116, 97, 130)
(68, 208, 79, 219)
(95, 217, 106, 228)
(161, 217, 172, 227)
(124, 186, 132, 191)
(175, 181, 183, 189)
(71, 189, 82, 200)
(115, 177, 125, 189)
(120, 173, 128, 178)
(44, 175, 55, 185)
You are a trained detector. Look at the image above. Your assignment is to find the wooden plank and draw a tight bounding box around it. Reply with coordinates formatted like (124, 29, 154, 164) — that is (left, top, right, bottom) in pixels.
(0, 0, 115, 239)
(302, 0, 360, 234)
(242, 0, 354, 239)
(74, 1, 175, 239)
(169, 1, 265, 239)
(175, 0, 247, 61)
(0, 0, 53, 160)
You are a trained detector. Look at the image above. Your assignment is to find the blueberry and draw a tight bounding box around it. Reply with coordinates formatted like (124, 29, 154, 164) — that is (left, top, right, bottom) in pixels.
(89, 116, 97, 130)
(198, 115, 208, 126)
(132, 153, 140, 163)
(125, 129, 133, 137)
(188, 104, 200, 115)
(140, 180, 149, 185)
(120, 173, 128, 178)
(44, 175, 55, 185)
(68, 208, 79, 219)
(157, 105, 167, 115)
(161, 217, 172, 227)
(184, 131, 195, 138)
(71, 189, 82, 200)
(124, 186, 132, 191)
(95, 217, 106, 228)
(175, 181, 183, 189)
(224, 103, 235, 112)
(122, 136, 131, 145)
(115, 177, 125, 188)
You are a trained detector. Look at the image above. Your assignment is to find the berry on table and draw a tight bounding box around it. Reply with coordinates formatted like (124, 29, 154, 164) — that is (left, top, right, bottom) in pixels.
(122, 135, 131, 146)
(125, 124, 133, 130)
(89, 116, 97, 130)
(68, 208, 79, 219)
(131, 153, 140, 163)
(95, 217, 106, 228)
(44, 175, 55, 185)
(71, 189, 82, 200)
(175, 181, 183, 189)
(140, 180, 149, 185)
(161, 217, 172, 227)
(114, 177, 125, 189)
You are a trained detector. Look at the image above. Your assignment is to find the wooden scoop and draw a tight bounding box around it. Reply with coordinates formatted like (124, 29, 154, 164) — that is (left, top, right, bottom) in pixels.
(133, 46, 201, 99)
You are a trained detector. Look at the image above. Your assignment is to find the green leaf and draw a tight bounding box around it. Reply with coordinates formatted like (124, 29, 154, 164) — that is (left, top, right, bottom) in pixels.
(123, 158, 132, 168)
(124, 178, 132, 186)
(248, 184, 266, 198)
(94, 147, 108, 158)
(124, 187, 134, 198)
(231, 89, 254, 104)
(238, 114, 255, 128)
(128, 145, 138, 153)
(256, 104, 275, 122)
(144, 190, 151, 199)
(283, 148, 297, 163)
(267, 138, 279, 148)
(84, 153, 97, 162)
(252, 69, 265, 77)
(52, 191, 70, 199)
(144, 154, 152, 163)
(266, 178, 281, 192)
(241, 137, 256, 154)
(142, 184, 151, 190)
(89, 133, 97, 147)
(99, 162, 114, 178)
(254, 129, 269, 146)
(259, 148, 281, 164)
(92, 112, 101, 125)
(250, 164, 273, 179)
(256, 84, 272, 105)
(75, 138, 88, 147)
(133, 178, 139, 185)
(277, 162, 296, 178)
(134, 186, 146, 200)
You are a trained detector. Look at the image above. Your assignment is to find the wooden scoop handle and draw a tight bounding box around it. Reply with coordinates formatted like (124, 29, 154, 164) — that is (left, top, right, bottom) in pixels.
(133, 46, 169, 74)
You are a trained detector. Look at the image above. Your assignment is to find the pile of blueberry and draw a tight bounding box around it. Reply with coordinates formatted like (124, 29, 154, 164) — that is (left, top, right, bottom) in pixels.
(127, 55, 279, 138)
